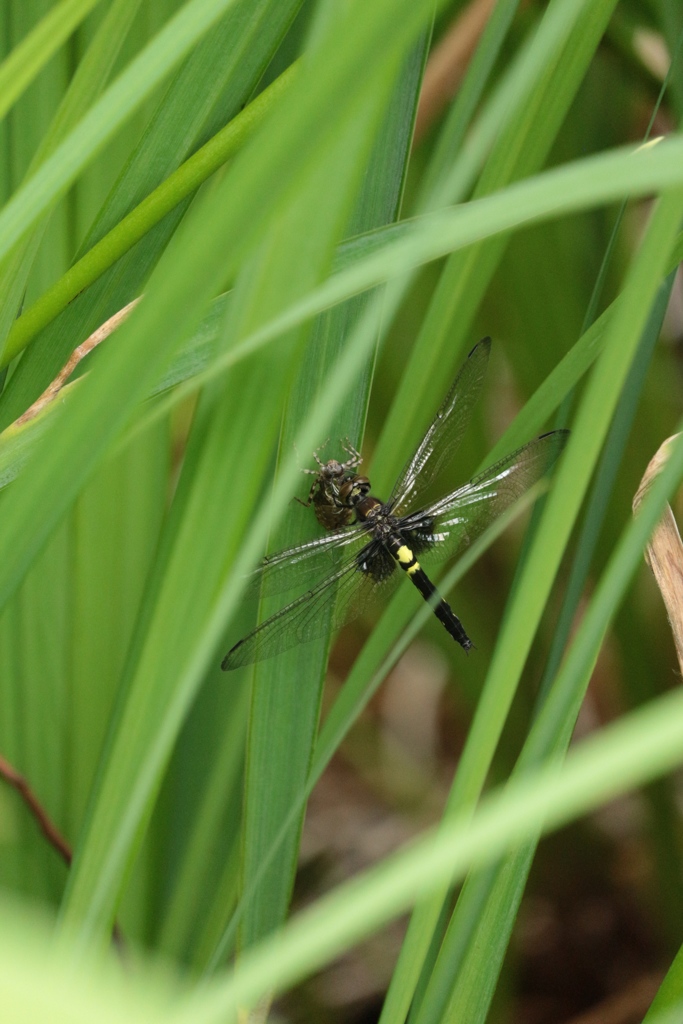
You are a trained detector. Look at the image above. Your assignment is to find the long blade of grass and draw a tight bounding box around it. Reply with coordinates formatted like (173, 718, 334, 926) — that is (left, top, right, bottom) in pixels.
(180, 679, 683, 1016)
(372, 0, 619, 506)
(416, 0, 521, 210)
(0, 0, 104, 123)
(56, 0, 441, 953)
(114, 138, 683, 444)
(236, 31, 429, 959)
(0, 0, 304, 434)
(411, 275, 677, 1024)
(383, 184, 683, 1022)
(2, 62, 298, 366)
(0, 0, 242, 351)
(0, 0, 144, 359)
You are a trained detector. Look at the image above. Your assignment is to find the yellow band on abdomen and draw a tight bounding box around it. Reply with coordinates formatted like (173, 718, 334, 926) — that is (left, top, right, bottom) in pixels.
(396, 544, 421, 574)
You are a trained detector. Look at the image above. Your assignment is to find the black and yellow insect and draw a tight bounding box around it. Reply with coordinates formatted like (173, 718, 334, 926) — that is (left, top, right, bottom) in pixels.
(221, 338, 568, 671)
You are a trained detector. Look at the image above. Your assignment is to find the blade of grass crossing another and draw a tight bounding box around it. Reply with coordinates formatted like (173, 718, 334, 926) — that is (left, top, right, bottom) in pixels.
(1, 62, 299, 366)
(111, 136, 683, 468)
(0, 0, 303, 428)
(432, 418, 683, 1024)
(0, 0, 299, 916)
(0, 0, 144, 356)
(57, 0, 441, 952)
(178, 679, 683, 1020)
(0, 0, 93, 905)
(379, 1, 620, 1016)
(0, 0, 245, 278)
(372, 0, 618, 504)
(536, 270, 676, 707)
(411, 275, 678, 1024)
(0, 0, 104, 124)
(227, 36, 428, 962)
(416, 0, 521, 210)
(237, 34, 427, 953)
(382, 187, 683, 1023)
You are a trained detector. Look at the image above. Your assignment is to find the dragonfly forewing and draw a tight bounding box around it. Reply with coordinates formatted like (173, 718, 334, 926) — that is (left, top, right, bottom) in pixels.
(389, 338, 491, 514)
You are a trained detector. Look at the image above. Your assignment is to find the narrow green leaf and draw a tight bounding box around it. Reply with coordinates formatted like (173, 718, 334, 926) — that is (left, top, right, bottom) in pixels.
(0, 0, 242, 304)
(236, 31, 428, 957)
(165, 136, 683, 408)
(179, 681, 683, 1019)
(0, 0, 104, 123)
(0, 0, 303, 428)
(2, 62, 298, 365)
(55, 0, 440, 952)
(411, 274, 676, 1024)
(0, 0, 144, 358)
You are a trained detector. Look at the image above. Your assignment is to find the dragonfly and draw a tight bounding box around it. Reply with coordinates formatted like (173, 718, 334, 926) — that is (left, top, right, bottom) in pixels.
(221, 338, 568, 671)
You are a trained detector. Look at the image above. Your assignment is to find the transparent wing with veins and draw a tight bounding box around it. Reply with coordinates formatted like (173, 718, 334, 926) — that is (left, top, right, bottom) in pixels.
(389, 337, 491, 515)
(223, 540, 399, 670)
(244, 523, 369, 599)
(400, 430, 569, 566)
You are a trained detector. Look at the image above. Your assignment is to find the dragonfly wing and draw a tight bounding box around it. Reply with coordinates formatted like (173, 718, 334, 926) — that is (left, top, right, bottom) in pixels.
(389, 338, 491, 513)
(403, 430, 569, 565)
(245, 524, 368, 598)
(223, 540, 399, 670)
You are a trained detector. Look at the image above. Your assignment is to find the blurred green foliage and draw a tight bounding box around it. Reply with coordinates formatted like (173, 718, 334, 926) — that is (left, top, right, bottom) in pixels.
(0, 2, 682, 1022)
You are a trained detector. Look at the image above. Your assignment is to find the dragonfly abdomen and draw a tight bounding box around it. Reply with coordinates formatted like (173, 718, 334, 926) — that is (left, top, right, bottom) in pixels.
(386, 535, 473, 652)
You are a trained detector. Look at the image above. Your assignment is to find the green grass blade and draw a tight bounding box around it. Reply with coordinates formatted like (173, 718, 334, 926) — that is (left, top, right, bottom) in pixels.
(0, 0, 104, 123)
(408, 275, 676, 1024)
(0, 0, 144, 357)
(155, 677, 250, 961)
(645, 945, 683, 1022)
(236, 31, 428, 957)
(179, 679, 683, 1019)
(0, 0, 302, 432)
(2, 63, 298, 365)
(0, 0, 242, 319)
(118, 138, 683, 440)
(55, 0, 439, 952)
(383, 186, 683, 1023)
(372, 0, 618, 505)
(417, 0, 521, 210)
(536, 271, 675, 705)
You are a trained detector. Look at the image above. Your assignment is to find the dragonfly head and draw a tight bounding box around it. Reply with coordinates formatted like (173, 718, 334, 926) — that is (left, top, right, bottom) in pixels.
(339, 475, 371, 507)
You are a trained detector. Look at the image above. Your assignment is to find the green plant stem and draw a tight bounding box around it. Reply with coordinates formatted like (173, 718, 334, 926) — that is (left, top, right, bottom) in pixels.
(2, 62, 298, 368)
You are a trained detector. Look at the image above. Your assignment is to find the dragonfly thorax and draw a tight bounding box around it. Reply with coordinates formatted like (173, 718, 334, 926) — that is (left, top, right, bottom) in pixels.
(353, 495, 395, 533)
